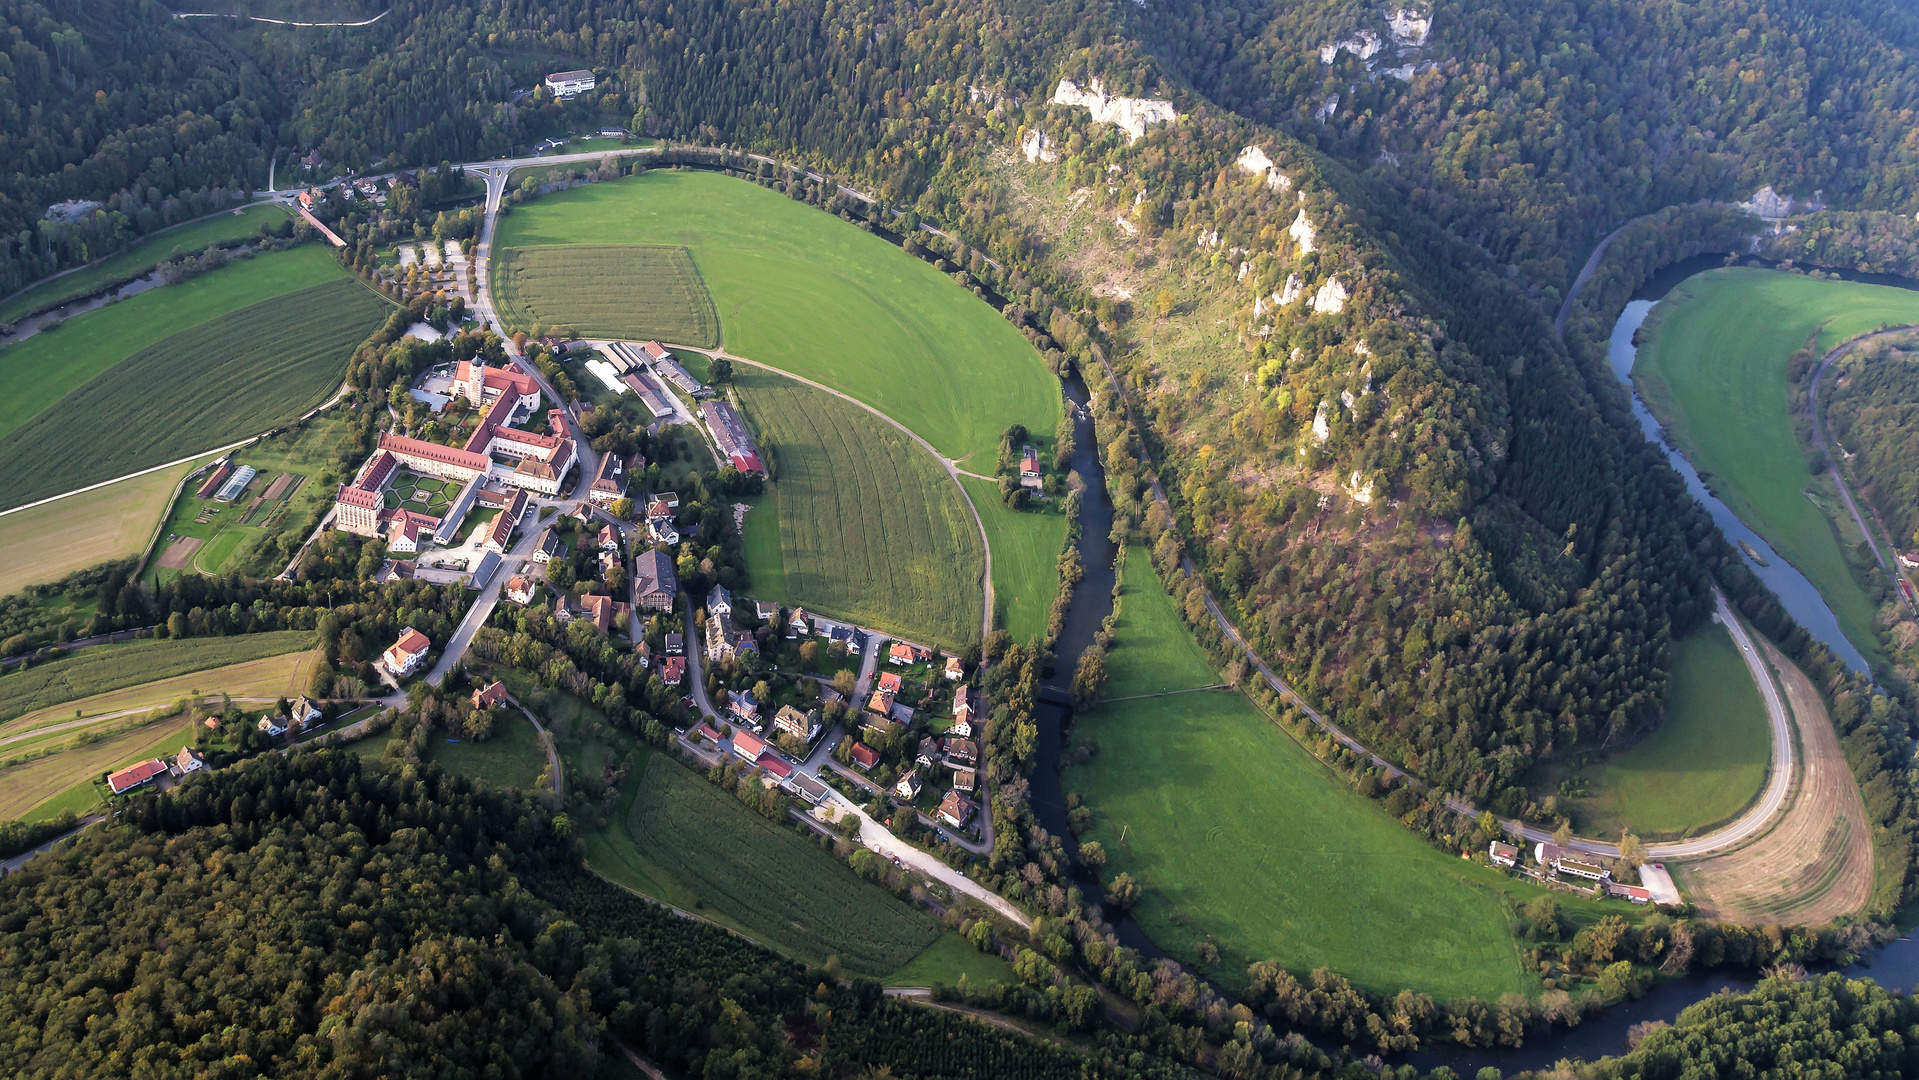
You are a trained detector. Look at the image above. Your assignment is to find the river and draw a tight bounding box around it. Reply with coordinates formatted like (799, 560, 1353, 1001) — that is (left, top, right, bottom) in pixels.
(1028, 319, 1918, 1071)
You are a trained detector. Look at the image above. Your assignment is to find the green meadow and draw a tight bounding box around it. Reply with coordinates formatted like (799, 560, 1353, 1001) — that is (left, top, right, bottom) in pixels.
(0, 204, 292, 325)
(1545, 624, 1772, 840)
(1634, 268, 1919, 665)
(490, 170, 1058, 466)
(0, 243, 346, 441)
(430, 709, 549, 791)
(735, 369, 984, 649)
(960, 477, 1070, 646)
(1065, 557, 1536, 1000)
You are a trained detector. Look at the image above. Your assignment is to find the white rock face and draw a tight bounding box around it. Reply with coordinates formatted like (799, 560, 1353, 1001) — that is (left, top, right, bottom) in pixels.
(1235, 145, 1293, 191)
(1311, 401, 1332, 444)
(1052, 79, 1176, 143)
(1310, 276, 1349, 314)
(1316, 95, 1341, 122)
(1320, 31, 1383, 64)
(1739, 185, 1800, 220)
(1288, 209, 1318, 253)
(1237, 261, 1252, 281)
(1347, 471, 1375, 504)
(1340, 388, 1357, 415)
(1383, 64, 1416, 81)
(1197, 228, 1220, 249)
(1279, 273, 1304, 305)
(1389, 9, 1432, 47)
(1021, 127, 1059, 163)
(1114, 213, 1139, 237)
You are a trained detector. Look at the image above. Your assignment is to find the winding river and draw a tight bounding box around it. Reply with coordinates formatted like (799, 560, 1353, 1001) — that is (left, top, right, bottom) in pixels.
(1025, 289, 1917, 1069)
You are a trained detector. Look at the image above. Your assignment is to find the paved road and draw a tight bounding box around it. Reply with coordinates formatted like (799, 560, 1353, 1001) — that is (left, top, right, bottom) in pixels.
(423, 518, 547, 687)
(0, 816, 105, 875)
(1806, 326, 1919, 606)
(680, 595, 719, 719)
(173, 8, 389, 25)
(507, 695, 565, 798)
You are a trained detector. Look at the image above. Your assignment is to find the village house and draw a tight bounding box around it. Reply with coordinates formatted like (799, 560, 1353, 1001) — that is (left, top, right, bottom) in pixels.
(790, 774, 830, 804)
(634, 549, 678, 611)
(774, 705, 821, 741)
(1489, 841, 1519, 868)
(866, 688, 895, 715)
(937, 790, 975, 829)
(949, 707, 973, 739)
(754, 600, 780, 622)
(598, 523, 620, 552)
(473, 681, 509, 709)
(586, 452, 629, 506)
(533, 527, 564, 563)
(660, 656, 686, 684)
(787, 609, 811, 637)
(895, 770, 922, 800)
(707, 584, 733, 617)
(693, 722, 721, 746)
(945, 656, 964, 681)
(505, 575, 539, 605)
(383, 628, 432, 677)
(170, 746, 207, 777)
(951, 767, 976, 793)
(916, 736, 941, 769)
(944, 738, 978, 767)
(877, 671, 903, 695)
(728, 690, 760, 727)
(707, 613, 739, 664)
(850, 742, 881, 770)
(887, 642, 916, 666)
(665, 631, 684, 654)
(478, 490, 530, 553)
(730, 729, 768, 763)
(107, 758, 170, 796)
(1020, 445, 1043, 489)
(257, 714, 289, 737)
(578, 592, 628, 634)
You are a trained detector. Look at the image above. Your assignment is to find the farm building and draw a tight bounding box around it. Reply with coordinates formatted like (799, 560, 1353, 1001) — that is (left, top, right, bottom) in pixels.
(1605, 882, 1653, 904)
(622, 370, 676, 418)
(214, 465, 258, 502)
(195, 460, 233, 499)
(544, 69, 596, 97)
(700, 400, 765, 475)
(640, 341, 702, 394)
(107, 758, 169, 795)
(1019, 445, 1042, 489)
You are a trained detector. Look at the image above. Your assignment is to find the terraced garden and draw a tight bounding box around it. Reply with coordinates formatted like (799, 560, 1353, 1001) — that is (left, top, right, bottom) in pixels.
(734, 368, 983, 649)
(493, 244, 720, 347)
(625, 755, 941, 975)
(0, 271, 390, 510)
(491, 169, 1058, 467)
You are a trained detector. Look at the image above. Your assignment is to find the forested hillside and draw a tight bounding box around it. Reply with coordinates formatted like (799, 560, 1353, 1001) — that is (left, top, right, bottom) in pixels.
(1134, 0, 1919, 289)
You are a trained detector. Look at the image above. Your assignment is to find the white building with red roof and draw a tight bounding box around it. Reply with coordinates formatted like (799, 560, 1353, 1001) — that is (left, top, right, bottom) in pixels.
(107, 758, 169, 795)
(383, 627, 432, 677)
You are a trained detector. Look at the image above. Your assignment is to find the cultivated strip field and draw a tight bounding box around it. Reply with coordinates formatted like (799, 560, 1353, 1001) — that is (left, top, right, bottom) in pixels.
(0, 650, 319, 742)
(0, 631, 315, 726)
(491, 170, 1058, 466)
(493, 244, 720, 347)
(735, 369, 984, 648)
(0, 455, 208, 596)
(0, 277, 387, 510)
(0, 244, 347, 441)
(1679, 637, 1874, 923)
(626, 756, 941, 974)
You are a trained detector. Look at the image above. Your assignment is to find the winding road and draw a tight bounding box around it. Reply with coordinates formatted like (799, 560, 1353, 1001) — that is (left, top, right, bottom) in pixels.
(1805, 325, 1919, 606)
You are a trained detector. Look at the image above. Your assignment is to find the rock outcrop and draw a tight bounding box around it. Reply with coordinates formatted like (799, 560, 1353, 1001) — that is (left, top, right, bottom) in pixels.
(1052, 79, 1176, 143)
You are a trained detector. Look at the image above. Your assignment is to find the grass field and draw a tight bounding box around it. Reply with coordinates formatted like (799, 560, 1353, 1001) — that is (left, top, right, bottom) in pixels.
(0, 631, 314, 726)
(0, 244, 348, 442)
(1634, 268, 1919, 665)
(429, 711, 547, 790)
(0, 712, 199, 820)
(1, 649, 318, 742)
(0, 204, 291, 325)
(1545, 624, 1772, 840)
(1102, 546, 1219, 698)
(959, 477, 1069, 645)
(884, 931, 1018, 989)
(491, 170, 1058, 466)
(735, 369, 983, 648)
(0, 275, 389, 511)
(494, 244, 720, 347)
(0, 455, 211, 597)
(740, 486, 787, 600)
(626, 755, 941, 974)
(1065, 561, 1536, 1000)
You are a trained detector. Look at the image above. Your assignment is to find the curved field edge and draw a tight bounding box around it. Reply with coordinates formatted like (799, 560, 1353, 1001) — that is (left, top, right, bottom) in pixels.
(734, 368, 984, 649)
(0, 631, 316, 727)
(960, 476, 1070, 646)
(0, 276, 389, 511)
(1633, 267, 1919, 666)
(625, 755, 941, 974)
(0, 455, 210, 597)
(1535, 624, 1773, 841)
(488, 169, 1057, 465)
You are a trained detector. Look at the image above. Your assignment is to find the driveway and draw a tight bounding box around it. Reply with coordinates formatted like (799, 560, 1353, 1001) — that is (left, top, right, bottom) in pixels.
(424, 517, 548, 686)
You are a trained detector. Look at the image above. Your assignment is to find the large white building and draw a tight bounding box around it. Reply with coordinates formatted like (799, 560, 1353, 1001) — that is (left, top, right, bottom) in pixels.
(544, 70, 596, 98)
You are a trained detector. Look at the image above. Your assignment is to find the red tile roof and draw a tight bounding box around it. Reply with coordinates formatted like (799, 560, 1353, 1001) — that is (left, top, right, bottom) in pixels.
(473, 681, 509, 708)
(379, 432, 490, 474)
(731, 730, 768, 758)
(878, 671, 902, 693)
(756, 753, 793, 780)
(107, 758, 169, 795)
(337, 484, 382, 510)
(850, 743, 880, 769)
(393, 628, 431, 657)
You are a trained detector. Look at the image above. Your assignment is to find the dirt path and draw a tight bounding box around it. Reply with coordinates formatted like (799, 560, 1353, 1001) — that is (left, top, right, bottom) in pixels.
(1679, 636, 1873, 923)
